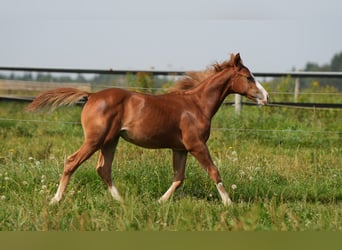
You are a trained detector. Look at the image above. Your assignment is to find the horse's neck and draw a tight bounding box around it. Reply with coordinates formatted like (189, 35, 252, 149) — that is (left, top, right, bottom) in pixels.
(192, 70, 234, 119)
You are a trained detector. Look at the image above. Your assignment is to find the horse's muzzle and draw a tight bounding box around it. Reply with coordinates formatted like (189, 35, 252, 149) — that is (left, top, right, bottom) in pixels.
(255, 81, 269, 105)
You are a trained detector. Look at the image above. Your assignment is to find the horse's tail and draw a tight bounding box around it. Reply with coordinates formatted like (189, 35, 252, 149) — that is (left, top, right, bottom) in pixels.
(25, 88, 90, 112)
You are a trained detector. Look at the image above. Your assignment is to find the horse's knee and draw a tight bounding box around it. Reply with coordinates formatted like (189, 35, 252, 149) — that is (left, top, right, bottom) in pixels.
(63, 166, 75, 176)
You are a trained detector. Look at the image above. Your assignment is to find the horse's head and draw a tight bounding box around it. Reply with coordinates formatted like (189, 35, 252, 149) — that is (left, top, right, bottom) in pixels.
(230, 53, 269, 105)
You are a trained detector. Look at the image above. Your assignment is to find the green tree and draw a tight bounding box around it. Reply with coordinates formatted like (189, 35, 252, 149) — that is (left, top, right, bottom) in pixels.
(330, 52, 342, 71)
(302, 51, 342, 90)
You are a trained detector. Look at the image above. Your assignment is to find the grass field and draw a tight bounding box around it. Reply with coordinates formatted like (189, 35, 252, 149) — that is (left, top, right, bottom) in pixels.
(0, 97, 341, 231)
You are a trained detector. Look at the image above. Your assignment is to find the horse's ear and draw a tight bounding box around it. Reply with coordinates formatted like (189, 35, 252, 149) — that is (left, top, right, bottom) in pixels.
(233, 53, 242, 68)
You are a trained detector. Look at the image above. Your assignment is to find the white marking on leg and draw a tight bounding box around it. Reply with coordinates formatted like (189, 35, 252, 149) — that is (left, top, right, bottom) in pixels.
(216, 182, 232, 206)
(109, 185, 123, 202)
(159, 181, 180, 203)
(49, 185, 62, 205)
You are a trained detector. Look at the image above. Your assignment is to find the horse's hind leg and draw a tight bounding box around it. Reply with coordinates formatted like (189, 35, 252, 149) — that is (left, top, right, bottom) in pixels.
(50, 140, 99, 205)
(96, 138, 122, 202)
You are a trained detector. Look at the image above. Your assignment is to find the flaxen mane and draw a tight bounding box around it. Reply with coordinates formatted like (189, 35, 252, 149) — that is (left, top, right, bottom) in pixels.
(168, 54, 236, 92)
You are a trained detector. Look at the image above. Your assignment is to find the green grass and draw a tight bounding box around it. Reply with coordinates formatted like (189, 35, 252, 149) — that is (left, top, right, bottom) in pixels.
(0, 101, 341, 231)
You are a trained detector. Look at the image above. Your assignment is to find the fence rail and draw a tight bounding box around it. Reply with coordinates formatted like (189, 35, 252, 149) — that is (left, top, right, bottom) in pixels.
(0, 66, 184, 76)
(1, 66, 342, 78)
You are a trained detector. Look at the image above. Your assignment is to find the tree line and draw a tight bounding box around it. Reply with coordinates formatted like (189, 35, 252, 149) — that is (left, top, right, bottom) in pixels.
(301, 51, 342, 90)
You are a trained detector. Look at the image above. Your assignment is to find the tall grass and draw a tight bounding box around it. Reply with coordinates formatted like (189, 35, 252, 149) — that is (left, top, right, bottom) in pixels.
(0, 100, 341, 231)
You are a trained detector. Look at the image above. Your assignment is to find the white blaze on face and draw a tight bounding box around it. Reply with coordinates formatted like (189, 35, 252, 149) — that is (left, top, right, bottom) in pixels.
(251, 73, 268, 105)
(250, 72, 268, 105)
(255, 80, 269, 105)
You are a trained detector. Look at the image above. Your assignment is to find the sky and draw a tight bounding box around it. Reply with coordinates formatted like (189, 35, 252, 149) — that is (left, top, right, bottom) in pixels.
(1, 0, 342, 72)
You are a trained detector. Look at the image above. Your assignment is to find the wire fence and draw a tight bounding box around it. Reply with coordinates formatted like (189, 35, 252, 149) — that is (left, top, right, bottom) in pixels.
(0, 117, 340, 137)
(1, 81, 342, 110)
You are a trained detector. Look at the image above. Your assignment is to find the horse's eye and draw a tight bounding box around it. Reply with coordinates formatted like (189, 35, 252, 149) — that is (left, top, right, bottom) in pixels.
(247, 76, 254, 82)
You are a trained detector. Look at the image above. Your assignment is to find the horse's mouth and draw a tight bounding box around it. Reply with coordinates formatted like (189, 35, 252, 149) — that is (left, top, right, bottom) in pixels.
(256, 96, 268, 105)
(247, 93, 268, 105)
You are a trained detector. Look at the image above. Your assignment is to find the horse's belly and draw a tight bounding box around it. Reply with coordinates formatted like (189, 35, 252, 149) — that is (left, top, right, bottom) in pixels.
(119, 128, 184, 149)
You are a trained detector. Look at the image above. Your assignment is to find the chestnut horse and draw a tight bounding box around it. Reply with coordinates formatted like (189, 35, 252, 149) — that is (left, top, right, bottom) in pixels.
(26, 53, 268, 206)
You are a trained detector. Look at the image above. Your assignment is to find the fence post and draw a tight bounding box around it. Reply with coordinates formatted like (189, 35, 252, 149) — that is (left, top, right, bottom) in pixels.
(234, 94, 242, 114)
(294, 76, 300, 102)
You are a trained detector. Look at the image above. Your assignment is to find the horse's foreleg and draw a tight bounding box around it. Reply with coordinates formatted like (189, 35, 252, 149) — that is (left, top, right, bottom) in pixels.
(50, 140, 99, 205)
(159, 150, 187, 203)
(190, 144, 232, 206)
(96, 139, 122, 203)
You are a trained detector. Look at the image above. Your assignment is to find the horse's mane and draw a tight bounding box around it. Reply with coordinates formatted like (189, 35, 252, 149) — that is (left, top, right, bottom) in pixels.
(168, 54, 235, 92)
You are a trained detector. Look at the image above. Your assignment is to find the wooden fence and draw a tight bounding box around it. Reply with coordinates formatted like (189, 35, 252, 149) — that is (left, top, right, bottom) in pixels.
(0, 66, 341, 111)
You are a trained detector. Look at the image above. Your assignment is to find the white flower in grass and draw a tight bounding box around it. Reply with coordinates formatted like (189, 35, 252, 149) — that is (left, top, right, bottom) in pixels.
(231, 184, 237, 190)
(40, 175, 46, 184)
(0, 195, 6, 200)
(39, 185, 48, 194)
(230, 151, 238, 162)
(70, 188, 75, 196)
